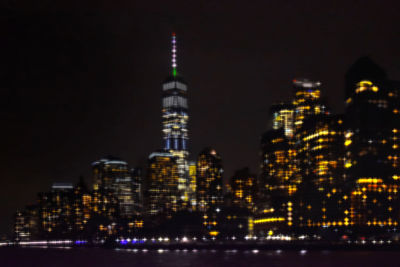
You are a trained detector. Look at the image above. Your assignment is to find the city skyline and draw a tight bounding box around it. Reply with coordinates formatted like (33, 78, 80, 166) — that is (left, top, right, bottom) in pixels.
(2, 0, 400, 235)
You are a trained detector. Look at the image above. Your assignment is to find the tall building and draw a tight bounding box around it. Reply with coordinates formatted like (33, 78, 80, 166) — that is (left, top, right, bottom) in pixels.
(196, 148, 223, 236)
(231, 167, 257, 213)
(188, 161, 197, 210)
(161, 33, 190, 206)
(196, 148, 224, 212)
(256, 79, 329, 235)
(72, 177, 92, 236)
(292, 79, 327, 130)
(256, 128, 296, 234)
(92, 156, 136, 218)
(131, 167, 143, 216)
(270, 103, 294, 138)
(295, 114, 346, 230)
(146, 151, 180, 218)
(14, 205, 39, 241)
(344, 57, 400, 231)
(38, 183, 74, 238)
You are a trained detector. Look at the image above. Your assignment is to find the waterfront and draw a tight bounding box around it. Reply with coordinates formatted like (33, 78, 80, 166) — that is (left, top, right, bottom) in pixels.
(1, 247, 400, 267)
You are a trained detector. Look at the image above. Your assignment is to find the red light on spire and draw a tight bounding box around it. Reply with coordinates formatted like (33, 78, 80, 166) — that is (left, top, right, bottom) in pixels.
(172, 32, 176, 36)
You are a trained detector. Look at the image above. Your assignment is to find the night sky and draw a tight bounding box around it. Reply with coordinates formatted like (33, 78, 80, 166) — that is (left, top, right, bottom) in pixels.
(1, 0, 400, 235)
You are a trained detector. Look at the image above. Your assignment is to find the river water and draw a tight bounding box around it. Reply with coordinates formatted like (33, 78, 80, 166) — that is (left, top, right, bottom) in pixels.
(1, 247, 399, 266)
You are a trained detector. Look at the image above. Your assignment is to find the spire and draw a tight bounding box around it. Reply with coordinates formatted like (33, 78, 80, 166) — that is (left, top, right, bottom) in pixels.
(171, 32, 177, 77)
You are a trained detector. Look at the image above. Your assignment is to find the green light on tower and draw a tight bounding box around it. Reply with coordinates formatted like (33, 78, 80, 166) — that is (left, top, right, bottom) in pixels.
(173, 68, 177, 77)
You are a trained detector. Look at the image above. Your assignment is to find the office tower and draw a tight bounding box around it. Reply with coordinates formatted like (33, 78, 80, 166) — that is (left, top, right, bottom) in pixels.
(14, 205, 39, 241)
(146, 151, 180, 218)
(14, 210, 29, 241)
(344, 57, 400, 230)
(72, 177, 92, 235)
(230, 167, 257, 212)
(188, 161, 197, 210)
(255, 128, 296, 234)
(295, 114, 346, 229)
(92, 156, 135, 218)
(196, 148, 224, 212)
(270, 103, 295, 138)
(161, 33, 190, 206)
(256, 79, 328, 235)
(292, 79, 327, 130)
(131, 168, 143, 216)
(196, 148, 223, 236)
(38, 183, 74, 238)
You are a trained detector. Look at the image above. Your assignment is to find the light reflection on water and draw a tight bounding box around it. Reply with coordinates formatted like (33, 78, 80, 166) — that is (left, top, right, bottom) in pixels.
(1, 247, 399, 267)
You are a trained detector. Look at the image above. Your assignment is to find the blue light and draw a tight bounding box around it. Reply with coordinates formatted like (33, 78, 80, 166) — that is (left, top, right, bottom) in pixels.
(174, 139, 178, 150)
(120, 240, 128, 245)
(182, 139, 187, 150)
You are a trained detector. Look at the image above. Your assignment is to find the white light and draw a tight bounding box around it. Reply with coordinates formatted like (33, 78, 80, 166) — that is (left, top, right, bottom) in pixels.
(300, 250, 307, 255)
(252, 249, 259, 254)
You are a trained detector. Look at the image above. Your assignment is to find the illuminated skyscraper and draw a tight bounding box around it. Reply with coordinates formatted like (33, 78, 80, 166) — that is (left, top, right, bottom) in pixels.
(295, 114, 346, 230)
(230, 167, 257, 212)
(92, 156, 136, 218)
(161, 33, 190, 206)
(256, 79, 329, 235)
(270, 103, 294, 138)
(146, 151, 180, 218)
(292, 79, 327, 130)
(72, 177, 92, 236)
(196, 148, 223, 236)
(256, 128, 296, 234)
(188, 161, 197, 210)
(130, 167, 143, 216)
(196, 148, 224, 212)
(14, 205, 39, 241)
(38, 183, 74, 238)
(344, 57, 400, 231)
